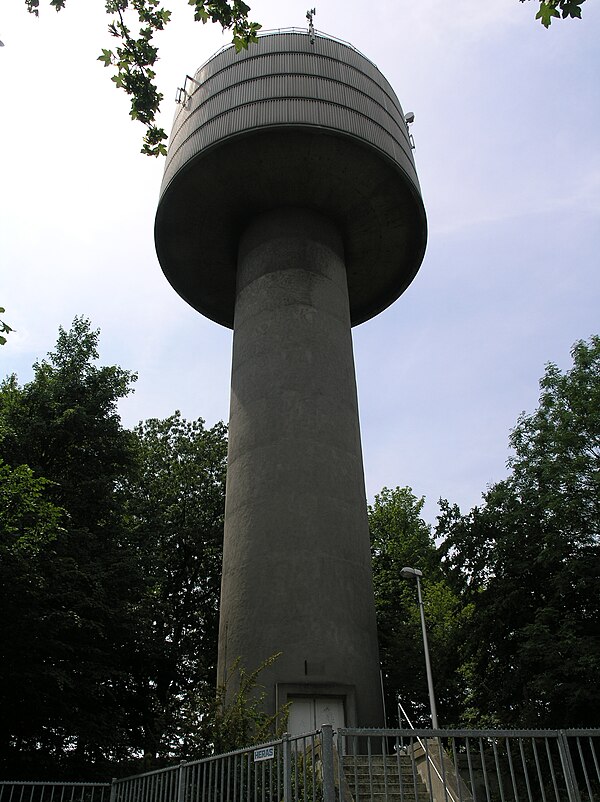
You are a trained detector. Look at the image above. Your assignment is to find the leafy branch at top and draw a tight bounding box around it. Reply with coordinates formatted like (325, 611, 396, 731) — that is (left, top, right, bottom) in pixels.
(24, 0, 261, 157)
(522, 0, 585, 27)
(189, 0, 261, 53)
(0, 308, 14, 346)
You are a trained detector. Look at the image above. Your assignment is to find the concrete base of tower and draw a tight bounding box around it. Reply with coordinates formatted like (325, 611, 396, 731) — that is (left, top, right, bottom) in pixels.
(217, 208, 384, 730)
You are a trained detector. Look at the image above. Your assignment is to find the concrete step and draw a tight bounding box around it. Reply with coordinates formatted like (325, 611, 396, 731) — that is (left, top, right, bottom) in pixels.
(342, 755, 415, 767)
(342, 756, 430, 802)
(343, 763, 417, 774)
(345, 776, 424, 787)
(344, 754, 414, 765)
(342, 788, 425, 802)
(343, 772, 421, 787)
(345, 780, 425, 793)
(350, 783, 429, 802)
(342, 764, 419, 780)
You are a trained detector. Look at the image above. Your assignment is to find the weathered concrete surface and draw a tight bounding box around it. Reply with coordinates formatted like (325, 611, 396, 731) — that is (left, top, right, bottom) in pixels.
(218, 208, 383, 726)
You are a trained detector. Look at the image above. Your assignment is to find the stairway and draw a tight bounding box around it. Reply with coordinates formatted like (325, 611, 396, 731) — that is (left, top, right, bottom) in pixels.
(341, 754, 431, 802)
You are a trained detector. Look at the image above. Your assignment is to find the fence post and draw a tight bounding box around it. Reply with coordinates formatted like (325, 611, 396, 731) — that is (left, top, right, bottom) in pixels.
(283, 733, 292, 802)
(177, 760, 187, 802)
(321, 724, 335, 802)
(109, 779, 117, 802)
(557, 731, 582, 802)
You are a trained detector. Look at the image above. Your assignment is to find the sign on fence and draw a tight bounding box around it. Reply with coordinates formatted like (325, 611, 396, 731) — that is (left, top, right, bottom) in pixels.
(253, 746, 275, 762)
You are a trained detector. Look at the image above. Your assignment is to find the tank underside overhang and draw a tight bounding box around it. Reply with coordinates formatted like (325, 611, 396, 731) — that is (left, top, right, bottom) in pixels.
(155, 126, 427, 328)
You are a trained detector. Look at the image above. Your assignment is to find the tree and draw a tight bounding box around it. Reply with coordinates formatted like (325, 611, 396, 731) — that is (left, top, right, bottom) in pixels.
(0, 319, 235, 775)
(0, 316, 137, 528)
(0, 461, 65, 776)
(121, 412, 228, 764)
(0, 317, 144, 778)
(25, 0, 261, 156)
(369, 487, 471, 728)
(522, 0, 586, 28)
(438, 336, 600, 727)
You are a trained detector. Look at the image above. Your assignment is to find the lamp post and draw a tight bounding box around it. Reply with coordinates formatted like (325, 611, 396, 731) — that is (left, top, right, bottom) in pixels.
(400, 567, 439, 729)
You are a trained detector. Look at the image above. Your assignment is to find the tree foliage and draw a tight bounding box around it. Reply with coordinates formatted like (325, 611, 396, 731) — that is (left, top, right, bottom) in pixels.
(199, 654, 289, 756)
(122, 412, 227, 764)
(0, 318, 142, 777)
(522, 0, 585, 27)
(1, 317, 137, 527)
(0, 318, 229, 777)
(369, 487, 471, 728)
(0, 308, 13, 345)
(0, 462, 68, 775)
(438, 336, 600, 727)
(25, 0, 261, 156)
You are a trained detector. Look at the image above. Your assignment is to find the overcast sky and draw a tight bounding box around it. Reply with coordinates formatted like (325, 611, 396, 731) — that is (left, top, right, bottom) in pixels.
(1, 0, 598, 526)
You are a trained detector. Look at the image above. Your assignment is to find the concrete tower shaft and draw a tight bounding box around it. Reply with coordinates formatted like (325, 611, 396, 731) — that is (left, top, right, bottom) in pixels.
(154, 30, 427, 730)
(223, 208, 382, 725)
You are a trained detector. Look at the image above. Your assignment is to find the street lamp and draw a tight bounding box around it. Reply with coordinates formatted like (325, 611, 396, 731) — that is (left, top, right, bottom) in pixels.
(400, 566, 439, 729)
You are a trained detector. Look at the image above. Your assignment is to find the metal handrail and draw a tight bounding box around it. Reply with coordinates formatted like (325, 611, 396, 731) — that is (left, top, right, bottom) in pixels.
(397, 701, 460, 802)
(191, 27, 377, 79)
(256, 27, 374, 62)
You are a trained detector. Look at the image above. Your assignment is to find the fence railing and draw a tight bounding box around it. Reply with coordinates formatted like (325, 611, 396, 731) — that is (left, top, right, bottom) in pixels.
(337, 728, 600, 802)
(0, 783, 111, 802)
(3, 727, 599, 802)
(113, 729, 328, 802)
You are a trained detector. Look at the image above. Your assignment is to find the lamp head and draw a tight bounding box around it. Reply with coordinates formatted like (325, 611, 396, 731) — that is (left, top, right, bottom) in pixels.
(400, 566, 423, 580)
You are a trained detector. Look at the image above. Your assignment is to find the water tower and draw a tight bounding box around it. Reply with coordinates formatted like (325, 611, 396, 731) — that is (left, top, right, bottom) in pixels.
(155, 27, 427, 732)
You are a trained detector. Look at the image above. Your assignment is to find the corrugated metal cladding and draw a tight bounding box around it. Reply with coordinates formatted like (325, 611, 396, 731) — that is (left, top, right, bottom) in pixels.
(160, 32, 416, 200)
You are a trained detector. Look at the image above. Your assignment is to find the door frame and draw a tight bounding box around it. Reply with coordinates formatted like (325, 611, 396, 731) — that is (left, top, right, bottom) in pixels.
(276, 683, 357, 729)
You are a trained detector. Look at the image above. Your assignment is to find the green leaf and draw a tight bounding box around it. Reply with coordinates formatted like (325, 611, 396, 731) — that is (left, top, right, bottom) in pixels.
(98, 48, 114, 66)
(560, 0, 583, 18)
(536, 0, 561, 26)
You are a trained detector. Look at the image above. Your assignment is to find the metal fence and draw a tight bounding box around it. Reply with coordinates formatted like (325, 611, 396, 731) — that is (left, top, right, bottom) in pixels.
(337, 728, 600, 802)
(0, 784, 111, 802)
(112, 730, 329, 802)
(3, 727, 599, 802)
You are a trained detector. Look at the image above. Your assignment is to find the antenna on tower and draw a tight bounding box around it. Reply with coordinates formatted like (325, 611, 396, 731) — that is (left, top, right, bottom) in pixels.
(306, 8, 316, 44)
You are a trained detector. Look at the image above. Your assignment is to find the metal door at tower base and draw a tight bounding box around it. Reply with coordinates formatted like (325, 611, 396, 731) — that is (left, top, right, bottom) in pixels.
(287, 696, 345, 737)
